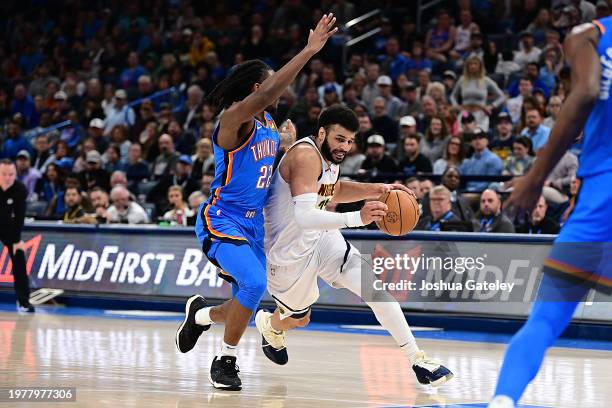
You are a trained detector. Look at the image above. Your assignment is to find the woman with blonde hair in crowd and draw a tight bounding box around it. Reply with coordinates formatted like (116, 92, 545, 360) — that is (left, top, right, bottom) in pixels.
(450, 55, 505, 132)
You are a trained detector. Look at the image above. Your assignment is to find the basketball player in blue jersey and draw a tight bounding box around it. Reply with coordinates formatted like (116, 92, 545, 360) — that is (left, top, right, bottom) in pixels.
(175, 14, 338, 391)
(489, 17, 612, 408)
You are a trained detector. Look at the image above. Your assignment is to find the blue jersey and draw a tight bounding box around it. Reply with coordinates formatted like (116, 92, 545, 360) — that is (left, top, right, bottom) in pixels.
(578, 17, 612, 177)
(196, 112, 279, 247)
(208, 112, 280, 210)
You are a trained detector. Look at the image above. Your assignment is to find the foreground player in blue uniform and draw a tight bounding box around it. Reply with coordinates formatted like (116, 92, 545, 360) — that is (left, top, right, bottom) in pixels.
(175, 14, 338, 391)
(489, 17, 612, 408)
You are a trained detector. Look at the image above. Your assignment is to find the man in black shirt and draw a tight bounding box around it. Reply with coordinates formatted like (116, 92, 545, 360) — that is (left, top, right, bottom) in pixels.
(78, 150, 110, 192)
(371, 97, 399, 144)
(516, 195, 560, 234)
(296, 103, 322, 141)
(477, 189, 515, 233)
(399, 134, 432, 177)
(359, 135, 399, 176)
(0, 159, 34, 312)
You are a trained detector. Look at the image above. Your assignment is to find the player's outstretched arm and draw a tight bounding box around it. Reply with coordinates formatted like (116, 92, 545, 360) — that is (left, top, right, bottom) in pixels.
(505, 23, 601, 217)
(333, 180, 416, 203)
(218, 14, 337, 148)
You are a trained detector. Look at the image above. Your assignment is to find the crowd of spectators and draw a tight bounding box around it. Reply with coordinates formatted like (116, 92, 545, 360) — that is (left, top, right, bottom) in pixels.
(2, 0, 603, 233)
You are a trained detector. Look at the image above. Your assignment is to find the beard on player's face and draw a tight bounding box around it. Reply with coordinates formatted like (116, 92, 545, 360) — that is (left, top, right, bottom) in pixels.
(321, 133, 349, 164)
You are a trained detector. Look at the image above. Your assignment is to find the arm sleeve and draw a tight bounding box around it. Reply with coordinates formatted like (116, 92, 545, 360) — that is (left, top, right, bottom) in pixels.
(293, 193, 364, 230)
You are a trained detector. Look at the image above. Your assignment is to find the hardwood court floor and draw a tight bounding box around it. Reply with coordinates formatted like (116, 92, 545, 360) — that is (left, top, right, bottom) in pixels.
(0, 309, 609, 408)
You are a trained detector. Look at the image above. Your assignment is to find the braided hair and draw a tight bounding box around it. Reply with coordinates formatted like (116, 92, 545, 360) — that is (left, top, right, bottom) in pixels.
(206, 59, 271, 116)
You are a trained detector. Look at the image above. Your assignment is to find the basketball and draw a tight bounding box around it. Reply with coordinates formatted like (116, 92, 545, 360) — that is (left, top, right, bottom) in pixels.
(376, 190, 420, 236)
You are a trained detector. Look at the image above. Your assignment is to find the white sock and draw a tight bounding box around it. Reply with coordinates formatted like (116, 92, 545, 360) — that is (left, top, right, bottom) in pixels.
(400, 341, 421, 365)
(332, 258, 421, 364)
(218, 341, 237, 358)
(368, 301, 420, 364)
(488, 395, 515, 408)
(195, 307, 213, 326)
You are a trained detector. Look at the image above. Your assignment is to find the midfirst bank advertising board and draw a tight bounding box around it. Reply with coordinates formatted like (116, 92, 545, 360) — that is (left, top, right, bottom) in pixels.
(0, 226, 609, 322)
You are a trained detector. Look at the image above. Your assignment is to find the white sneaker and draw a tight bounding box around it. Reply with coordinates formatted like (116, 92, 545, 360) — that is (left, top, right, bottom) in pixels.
(412, 351, 454, 386)
(255, 309, 288, 365)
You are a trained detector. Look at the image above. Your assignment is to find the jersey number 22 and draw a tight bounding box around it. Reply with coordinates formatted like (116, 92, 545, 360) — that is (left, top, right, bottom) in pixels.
(256, 165, 274, 189)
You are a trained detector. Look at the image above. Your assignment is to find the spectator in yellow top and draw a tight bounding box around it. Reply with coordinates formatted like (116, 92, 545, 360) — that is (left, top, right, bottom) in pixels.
(189, 31, 215, 66)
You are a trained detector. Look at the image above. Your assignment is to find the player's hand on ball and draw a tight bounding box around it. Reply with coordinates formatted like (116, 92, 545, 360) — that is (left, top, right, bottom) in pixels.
(306, 13, 338, 54)
(382, 183, 418, 199)
(360, 201, 387, 225)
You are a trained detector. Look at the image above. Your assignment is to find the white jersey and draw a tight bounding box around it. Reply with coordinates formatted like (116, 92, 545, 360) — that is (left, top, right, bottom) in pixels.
(265, 137, 340, 266)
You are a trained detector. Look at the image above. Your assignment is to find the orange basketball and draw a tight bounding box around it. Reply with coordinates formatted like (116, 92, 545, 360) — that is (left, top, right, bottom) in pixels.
(375, 190, 420, 236)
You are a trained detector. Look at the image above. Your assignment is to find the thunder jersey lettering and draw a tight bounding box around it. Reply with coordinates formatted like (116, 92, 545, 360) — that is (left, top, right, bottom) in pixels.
(209, 112, 280, 210)
(578, 17, 612, 177)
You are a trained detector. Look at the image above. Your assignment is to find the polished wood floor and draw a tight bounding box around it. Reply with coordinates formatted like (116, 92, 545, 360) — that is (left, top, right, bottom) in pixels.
(0, 310, 609, 407)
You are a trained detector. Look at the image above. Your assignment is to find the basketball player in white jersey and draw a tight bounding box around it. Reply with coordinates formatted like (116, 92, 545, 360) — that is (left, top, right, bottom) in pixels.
(257, 105, 453, 386)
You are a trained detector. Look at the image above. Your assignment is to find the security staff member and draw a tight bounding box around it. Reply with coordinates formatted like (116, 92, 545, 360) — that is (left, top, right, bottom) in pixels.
(0, 159, 34, 312)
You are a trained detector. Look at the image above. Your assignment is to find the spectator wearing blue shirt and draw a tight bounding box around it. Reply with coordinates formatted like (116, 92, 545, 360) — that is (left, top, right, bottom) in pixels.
(58, 111, 84, 150)
(380, 37, 410, 80)
(35, 162, 64, 203)
(507, 63, 550, 99)
(2, 120, 33, 160)
(18, 45, 45, 76)
(119, 52, 146, 90)
(316, 65, 343, 105)
(15, 150, 41, 200)
(539, 48, 562, 91)
(11, 84, 36, 128)
(520, 108, 550, 152)
(125, 144, 150, 185)
(404, 41, 433, 79)
(103, 144, 127, 174)
(460, 129, 503, 192)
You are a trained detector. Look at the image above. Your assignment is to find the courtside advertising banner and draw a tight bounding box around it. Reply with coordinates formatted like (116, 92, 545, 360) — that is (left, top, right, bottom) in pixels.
(0, 224, 607, 321)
